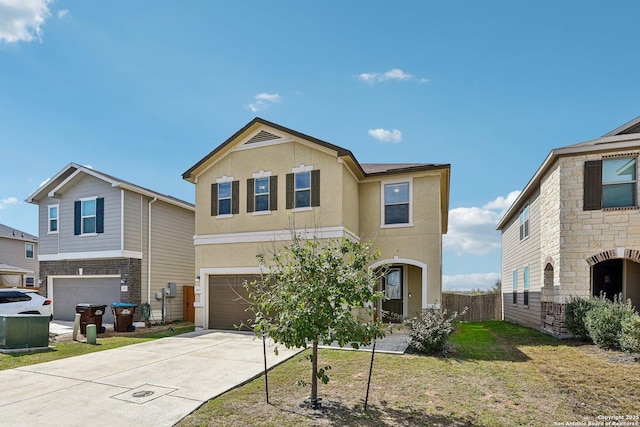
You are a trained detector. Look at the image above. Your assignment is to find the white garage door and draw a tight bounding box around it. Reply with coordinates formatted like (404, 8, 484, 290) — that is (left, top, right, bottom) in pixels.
(52, 277, 121, 324)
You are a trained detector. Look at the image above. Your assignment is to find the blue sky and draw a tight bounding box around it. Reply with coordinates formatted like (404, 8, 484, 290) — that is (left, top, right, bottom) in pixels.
(1, 1, 639, 291)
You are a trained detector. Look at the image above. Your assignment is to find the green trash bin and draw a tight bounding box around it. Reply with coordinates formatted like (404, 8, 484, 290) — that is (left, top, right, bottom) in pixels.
(111, 303, 136, 332)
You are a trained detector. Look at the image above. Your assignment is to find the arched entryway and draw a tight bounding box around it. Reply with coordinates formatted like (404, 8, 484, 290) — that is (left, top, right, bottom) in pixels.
(370, 258, 428, 322)
(589, 249, 640, 307)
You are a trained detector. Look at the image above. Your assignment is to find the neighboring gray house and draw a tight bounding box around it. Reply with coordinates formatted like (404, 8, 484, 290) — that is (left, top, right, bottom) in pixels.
(497, 116, 640, 337)
(27, 163, 195, 324)
(0, 224, 38, 288)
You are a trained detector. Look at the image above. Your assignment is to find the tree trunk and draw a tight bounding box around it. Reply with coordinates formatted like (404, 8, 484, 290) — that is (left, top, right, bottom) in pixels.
(311, 340, 319, 408)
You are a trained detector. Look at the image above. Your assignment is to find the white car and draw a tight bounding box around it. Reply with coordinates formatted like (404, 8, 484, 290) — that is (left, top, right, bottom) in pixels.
(0, 289, 53, 320)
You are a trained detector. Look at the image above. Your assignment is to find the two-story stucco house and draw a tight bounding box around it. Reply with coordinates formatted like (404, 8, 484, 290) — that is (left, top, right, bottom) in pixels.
(27, 163, 195, 324)
(0, 224, 39, 288)
(497, 116, 640, 337)
(182, 118, 450, 330)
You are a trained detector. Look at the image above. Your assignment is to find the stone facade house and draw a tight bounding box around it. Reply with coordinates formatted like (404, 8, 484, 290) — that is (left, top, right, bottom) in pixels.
(497, 117, 640, 336)
(0, 224, 38, 288)
(182, 118, 451, 330)
(27, 163, 195, 324)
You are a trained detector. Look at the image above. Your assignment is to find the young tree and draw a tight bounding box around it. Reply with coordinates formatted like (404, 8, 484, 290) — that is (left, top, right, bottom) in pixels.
(246, 233, 387, 408)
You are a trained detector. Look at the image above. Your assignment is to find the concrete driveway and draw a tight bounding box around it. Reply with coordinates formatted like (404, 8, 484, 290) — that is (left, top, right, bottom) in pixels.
(0, 330, 301, 427)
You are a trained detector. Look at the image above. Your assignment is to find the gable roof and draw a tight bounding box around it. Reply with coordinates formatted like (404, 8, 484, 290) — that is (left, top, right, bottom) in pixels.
(27, 163, 194, 211)
(183, 117, 450, 180)
(0, 224, 37, 242)
(496, 116, 640, 230)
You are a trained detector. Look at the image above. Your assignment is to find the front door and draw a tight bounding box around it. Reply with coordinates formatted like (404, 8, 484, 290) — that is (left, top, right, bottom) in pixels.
(183, 285, 195, 323)
(382, 267, 403, 322)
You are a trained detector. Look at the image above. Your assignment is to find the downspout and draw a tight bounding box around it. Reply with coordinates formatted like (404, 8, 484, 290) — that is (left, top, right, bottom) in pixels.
(147, 197, 157, 304)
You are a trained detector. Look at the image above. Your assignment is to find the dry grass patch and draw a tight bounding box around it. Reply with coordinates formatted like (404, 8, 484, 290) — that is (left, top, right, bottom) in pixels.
(179, 321, 640, 427)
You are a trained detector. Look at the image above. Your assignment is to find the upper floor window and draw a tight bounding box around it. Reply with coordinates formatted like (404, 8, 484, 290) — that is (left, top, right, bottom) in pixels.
(519, 203, 529, 240)
(382, 181, 412, 226)
(247, 172, 277, 213)
(512, 270, 518, 305)
(603, 157, 636, 208)
(584, 157, 638, 210)
(74, 197, 104, 235)
(286, 166, 320, 210)
(25, 243, 34, 259)
(48, 205, 58, 233)
(211, 177, 239, 217)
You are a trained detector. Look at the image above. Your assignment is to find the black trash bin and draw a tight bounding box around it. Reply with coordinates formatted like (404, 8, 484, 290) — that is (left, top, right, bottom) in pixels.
(75, 304, 107, 335)
(111, 303, 136, 332)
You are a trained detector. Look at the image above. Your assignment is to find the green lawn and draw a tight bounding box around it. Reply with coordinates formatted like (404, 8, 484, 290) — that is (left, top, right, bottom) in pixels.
(0, 324, 195, 371)
(178, 321, 640, 427)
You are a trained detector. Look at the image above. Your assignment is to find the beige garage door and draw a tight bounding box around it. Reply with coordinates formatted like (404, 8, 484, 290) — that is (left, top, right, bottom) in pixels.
(208, 275, 258, 330)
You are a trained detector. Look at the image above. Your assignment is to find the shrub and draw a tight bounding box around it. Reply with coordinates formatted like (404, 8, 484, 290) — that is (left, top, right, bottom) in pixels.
(584, 295, 636, 349)
(565, 295, 608, 340)
(403, 307, 466, 354)
(620, 314, 640, 353)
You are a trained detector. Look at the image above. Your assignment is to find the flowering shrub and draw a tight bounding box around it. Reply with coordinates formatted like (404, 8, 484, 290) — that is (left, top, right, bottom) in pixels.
(403, 307, 466, 354)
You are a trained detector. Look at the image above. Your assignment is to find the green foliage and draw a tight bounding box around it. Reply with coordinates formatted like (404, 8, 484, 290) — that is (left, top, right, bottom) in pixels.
(246, 233, 386, 402)
(620, 313, 640, 353)
(584, 294, 636, 349)
(404, 307, 466, 354)
(565, 295, 609, 340)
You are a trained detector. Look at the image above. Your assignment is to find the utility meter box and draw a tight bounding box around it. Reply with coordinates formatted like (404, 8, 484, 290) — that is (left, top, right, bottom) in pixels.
(167, 282, 177, 298)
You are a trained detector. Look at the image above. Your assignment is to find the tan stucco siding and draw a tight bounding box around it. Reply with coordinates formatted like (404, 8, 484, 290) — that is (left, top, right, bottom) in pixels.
(195, 141, 345, 236)
(147, 201, 195, 321)
(501, 188, 542, 328)
(341, 167, 359, 235)
(407, 264, 422, 316)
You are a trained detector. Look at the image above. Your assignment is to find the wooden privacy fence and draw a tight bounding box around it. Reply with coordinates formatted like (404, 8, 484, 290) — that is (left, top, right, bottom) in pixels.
(441, 292, 502, 322)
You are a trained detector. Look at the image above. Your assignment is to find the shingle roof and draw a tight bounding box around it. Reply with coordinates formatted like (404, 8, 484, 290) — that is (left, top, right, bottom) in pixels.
(0, 224, 37, 241)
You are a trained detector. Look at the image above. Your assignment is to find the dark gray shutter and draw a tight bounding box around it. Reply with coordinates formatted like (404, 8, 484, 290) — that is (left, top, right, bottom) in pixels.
(286, 173, 294, 209)
(311, 170, 320, 207)
(211, 184, 218, 216)
(74, 201, 81, 235)
(232, 180, 239, 214)
(247, 178, 255, 213)
(96, 197, 104, 234)
(270, 176, 278, 211)
(584, 160, 602, 211)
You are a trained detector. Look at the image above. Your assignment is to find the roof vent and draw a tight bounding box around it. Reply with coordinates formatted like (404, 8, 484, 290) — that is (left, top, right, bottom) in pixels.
(246, 130, 280, 145)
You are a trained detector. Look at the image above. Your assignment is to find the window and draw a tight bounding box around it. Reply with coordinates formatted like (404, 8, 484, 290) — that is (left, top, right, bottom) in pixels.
(211, 178, 239, 217)
(512, 270, 518, 304)
(81, 199, 96, 233)
(25, 243, 34, 259)
(48, 205, 58, 233)
(384, 182, 410, 225)
(603, 157, 637, 208)
(25, 277, 35, 287)
(247, 174, 277, 213)
(286, 167, 320, 210)
(584, 157, 638, 210)
(74, 197, 104, 235)
(218, 182, 232, 215)
(523, 266, 530, 306)
(519, 203, 529, 240)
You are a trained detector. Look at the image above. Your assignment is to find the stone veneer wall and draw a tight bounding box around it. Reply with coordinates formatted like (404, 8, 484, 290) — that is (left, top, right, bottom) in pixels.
(39, 258, 142, 321)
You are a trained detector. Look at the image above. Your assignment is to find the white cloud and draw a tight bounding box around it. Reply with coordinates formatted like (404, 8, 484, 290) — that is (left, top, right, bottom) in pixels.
(0, 197, 18, 210)
(443, 191, 521, 256)
(0, 0, 52, 44)
(357, 68, 428, 84)
(57, 9, 69, 19)
(248, 92, 281, 112)
(443, 272, 501, 292)
(368, 128, 402, 144)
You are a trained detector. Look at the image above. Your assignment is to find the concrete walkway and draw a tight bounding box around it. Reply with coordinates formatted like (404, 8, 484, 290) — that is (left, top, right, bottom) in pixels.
(0, 330, 301, 427)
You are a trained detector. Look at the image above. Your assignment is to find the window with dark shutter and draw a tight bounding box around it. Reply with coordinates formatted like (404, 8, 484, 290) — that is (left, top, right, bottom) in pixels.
(584, 160, 603, 210)
(232, 180, 239, 214)
(286, 173, 294, 209)
(311, 170, 320, 207)
(270, 175, 278, 211)
(74, 201, 81, 235)
(96, 197, 104, 233)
